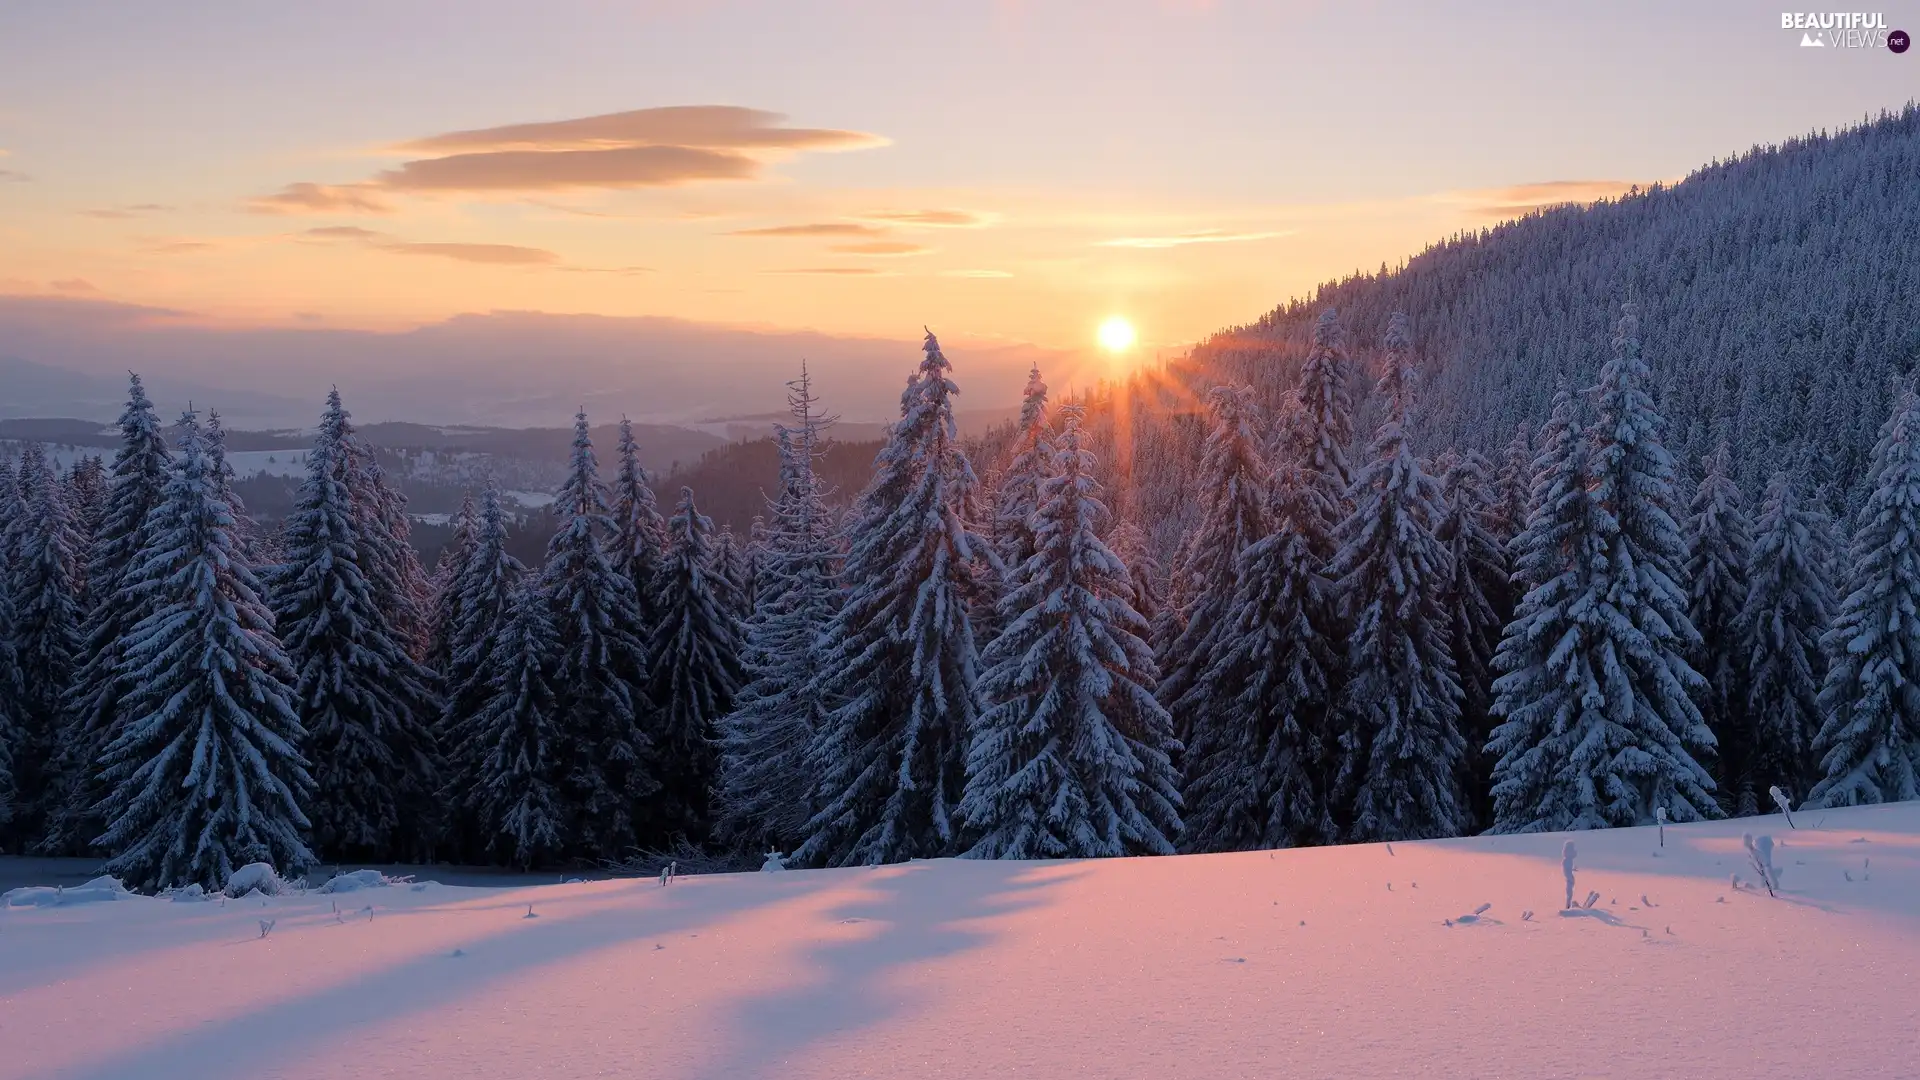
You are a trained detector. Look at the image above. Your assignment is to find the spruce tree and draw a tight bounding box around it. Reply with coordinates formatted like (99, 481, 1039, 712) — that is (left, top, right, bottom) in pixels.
(719, 370, 841, 853)
(437, 482, 526, 858)
(1435, 450, 1506, 829)
(1808, 390, 1920, 807)
(350, 445, 435, 662)
(9, 442, 83, 846)
(710, 524, 752, 623)
(1488, 424, 1533, 545)
(797, 331, 992, 866)
(1327, 313, 1466, 842)
(1487, 308, 1720, 834)
(1685, 441, 1755, 812)
(610, 416, 671, 631)
(1286, 307, 1356, 514)
(1737, 473, 1833, 799)
(0, 568, 21, 838)
(65, 455, 108, 556)
(646, 487, 744, 844)
(543, 410, 655, 855)
(993, 363, 1054, 573)
(427, 492, 478, 674)
(1109, 519, 1164, 627)
(1580, 303, 1718, 824)
(45, 374, 172, 855)
(93, 411, 314, 892)
(1486, 391, 1608, 832)
(1157, 386, 1267, 741)
(272, 390, 440, 862)
(1181, 461, 1339, 852)
(461, 577, 565, 869)
(962, 407, 1180, 858)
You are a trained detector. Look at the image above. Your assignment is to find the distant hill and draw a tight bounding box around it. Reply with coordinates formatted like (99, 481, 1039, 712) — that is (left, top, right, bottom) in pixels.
(660, 436, 886, 536)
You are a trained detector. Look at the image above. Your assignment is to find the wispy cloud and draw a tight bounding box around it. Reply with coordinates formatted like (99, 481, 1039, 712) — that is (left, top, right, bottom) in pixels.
(80, 203, 171, 220)
(830, 241, 931, 256)
(145, 240, 216, 255)
(766, 266, 887, 276)
(553, 264, 655, 275)
(732, 222, 890, 238)
(299, 225, 556, 265)
(250, 182, 395, 216)
(302, 225, 385, 241)
(255, 106, 884, 208)
(861, 209, 991, 227)
(1095, 229, 1290, 249)
(386, 242, 557, 265)
(50, 278, 99, 293)
(0, 169, 29, 183)
(942, 269, 1013, 278)
(389, 105, 883, 156)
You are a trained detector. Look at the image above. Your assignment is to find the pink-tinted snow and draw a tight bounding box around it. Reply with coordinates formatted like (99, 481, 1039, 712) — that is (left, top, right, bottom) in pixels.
(3, 803, 1916, 1079)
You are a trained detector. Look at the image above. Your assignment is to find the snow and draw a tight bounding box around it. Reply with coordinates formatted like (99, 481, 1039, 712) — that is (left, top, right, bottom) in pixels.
(502, 489, 553, 508)
(224, 863, 289, 897)
(3, 875, 130, 908)
(3, 803, 1917, 1079)
(318, 869, 401, 893)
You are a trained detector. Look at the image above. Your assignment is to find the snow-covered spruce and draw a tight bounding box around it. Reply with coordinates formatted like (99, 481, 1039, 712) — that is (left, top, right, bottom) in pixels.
(1435, 449, 1507, 829)
(796, 331, 993, 867)
(270, 389, 440, 863)
(92, 410, 315, 892)
(460, 576, 566, 869)
(1579, 303, 1718, 823)
(645, 487, 745, 845)
(1180, 460, 1339, 852)
(426, 492, 478, 674)
(6, 441, 84, 848)
(1157, 385, 1268, 743)
(0, 562, 23, 837)
(961, 406, 1180, 858)
(346, 437, 436, 664)
(436, 481, 528, 858)
(712, 526, 754, 620)
(1808, 389, 1920, 807)
(542, 410, 657, 855)
(43, 374, 172, 856)
(1327, 312, 1467, 842)
(1487, 306, 1719, 833)
(992, 362, 1055, 575)
(1736, 473, 1833, 798)
(718, 368, 842, 853)
(1285, 307, 1357, 511)
(610, 415, 672, 632)
(1488, 424, 1532, 548)
(1685, 441, 1755, 813)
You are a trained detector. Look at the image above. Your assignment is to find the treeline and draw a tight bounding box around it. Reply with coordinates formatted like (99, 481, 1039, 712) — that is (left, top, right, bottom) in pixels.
(1, 308, 1914, 889)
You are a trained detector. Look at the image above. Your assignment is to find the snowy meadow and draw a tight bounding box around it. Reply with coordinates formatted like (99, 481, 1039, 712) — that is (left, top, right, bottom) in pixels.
(4, 803, 1917, 1080)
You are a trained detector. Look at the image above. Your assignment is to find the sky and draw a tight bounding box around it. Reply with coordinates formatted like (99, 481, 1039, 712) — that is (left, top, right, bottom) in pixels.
(0, 0, 1914, 418)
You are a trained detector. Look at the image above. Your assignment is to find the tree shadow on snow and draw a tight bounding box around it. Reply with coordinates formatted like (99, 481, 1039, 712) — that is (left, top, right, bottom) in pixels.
(40, 872, 836, 1080)
(690, 857, 1086, 1080)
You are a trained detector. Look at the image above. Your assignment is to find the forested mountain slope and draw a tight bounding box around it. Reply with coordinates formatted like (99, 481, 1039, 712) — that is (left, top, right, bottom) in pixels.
(1118, 104, 1920, 540)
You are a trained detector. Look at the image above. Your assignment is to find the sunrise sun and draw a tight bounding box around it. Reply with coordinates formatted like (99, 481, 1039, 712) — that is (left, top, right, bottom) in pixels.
(1097, 316, 1138, 352)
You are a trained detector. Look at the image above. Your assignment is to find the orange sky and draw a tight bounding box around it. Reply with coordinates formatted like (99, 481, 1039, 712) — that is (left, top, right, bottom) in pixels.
(0, 2, 1910, 385)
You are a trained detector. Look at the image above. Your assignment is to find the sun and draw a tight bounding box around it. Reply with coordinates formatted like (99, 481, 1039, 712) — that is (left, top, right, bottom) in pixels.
(1097, 315, 1137, 352)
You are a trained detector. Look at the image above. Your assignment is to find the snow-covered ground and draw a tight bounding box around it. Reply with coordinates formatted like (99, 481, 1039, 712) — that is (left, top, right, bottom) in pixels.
(3, 803, 1916, 1080)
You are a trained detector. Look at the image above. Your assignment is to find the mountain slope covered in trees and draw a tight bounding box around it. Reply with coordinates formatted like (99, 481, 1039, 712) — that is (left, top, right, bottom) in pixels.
(1115, 104, 1920, 544)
